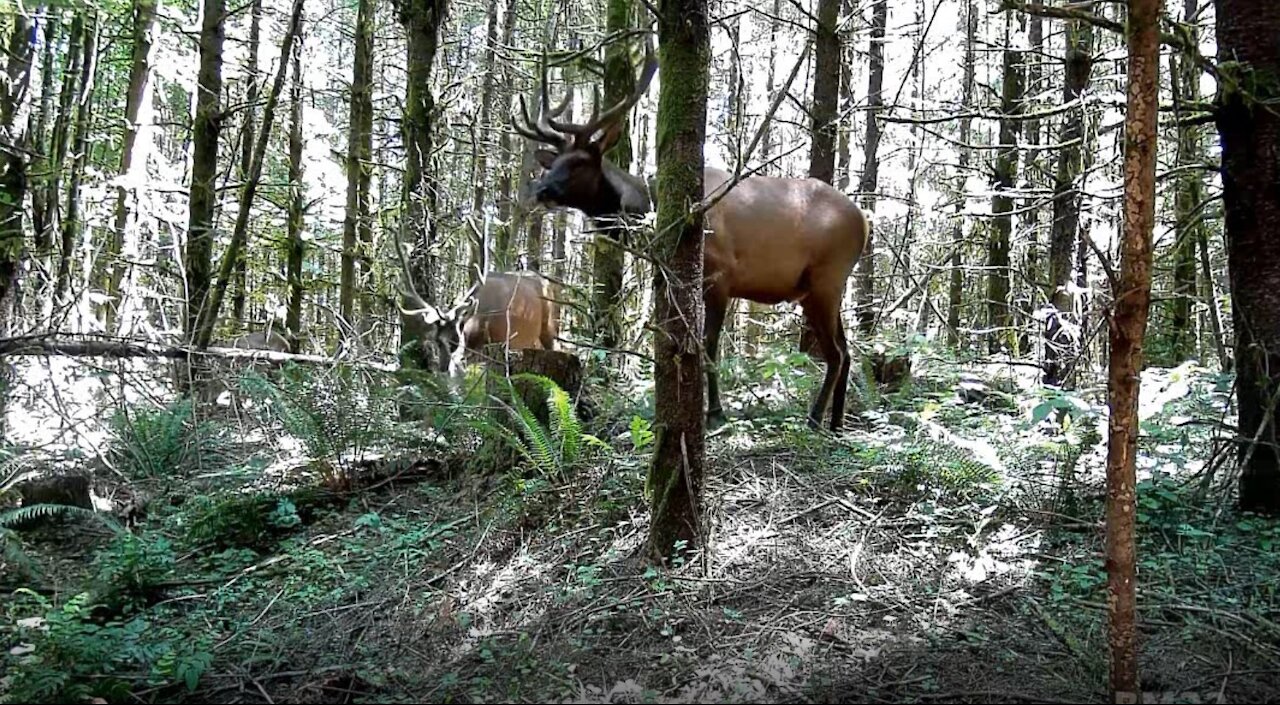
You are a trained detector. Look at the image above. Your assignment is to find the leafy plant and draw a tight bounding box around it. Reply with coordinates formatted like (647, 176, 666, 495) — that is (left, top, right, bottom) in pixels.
(629, 415, 654, 451)
(475, 374, 609, 477)
(92, 532, 176, 612)
(107, 397, 228, 480)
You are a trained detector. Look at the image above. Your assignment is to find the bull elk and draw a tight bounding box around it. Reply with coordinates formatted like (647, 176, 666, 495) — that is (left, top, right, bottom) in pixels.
(395, 235, 560, 375)
(512, 43, 870, 432)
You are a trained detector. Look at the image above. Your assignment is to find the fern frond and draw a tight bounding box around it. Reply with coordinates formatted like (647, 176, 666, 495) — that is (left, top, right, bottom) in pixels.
(0, 503, 119, 531)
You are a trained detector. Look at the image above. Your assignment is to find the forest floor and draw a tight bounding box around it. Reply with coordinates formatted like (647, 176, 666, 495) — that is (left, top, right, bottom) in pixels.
(4, 348, 1280, 704)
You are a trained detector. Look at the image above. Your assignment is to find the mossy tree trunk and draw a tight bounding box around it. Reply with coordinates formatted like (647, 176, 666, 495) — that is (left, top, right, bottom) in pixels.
(987, 18, 1022, 353)
(184, 0, 226, 344)
(647, 0, 709, 564)
(396, 0, 449, 370)
(1044, 21, 1092, 386)
(231, 0, 262, 328)
(947, 0, 975, 349)
(591, 0, 636, 353)
(808, 0, 839, 185)
(0, 8, 35, 334)
(53, 11, 97, 309)
(1167, 0, 1202, 363)
(341, 0, 375, 337)
(855, 0, 887, 334)
(285, 30, 306, 353)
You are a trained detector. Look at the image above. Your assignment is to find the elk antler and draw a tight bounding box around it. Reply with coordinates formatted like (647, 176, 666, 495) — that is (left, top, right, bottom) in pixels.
(511, 48, 575, 150)
(512, 39, 658, 152)
(548, 40, 657, 148)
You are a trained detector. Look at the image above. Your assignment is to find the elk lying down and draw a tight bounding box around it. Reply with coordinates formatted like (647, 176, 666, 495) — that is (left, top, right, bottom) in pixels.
(512, 43, 870, 431)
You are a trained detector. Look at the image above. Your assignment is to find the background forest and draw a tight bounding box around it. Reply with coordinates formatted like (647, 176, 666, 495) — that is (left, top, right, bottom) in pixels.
(1, 0, 1278, 702)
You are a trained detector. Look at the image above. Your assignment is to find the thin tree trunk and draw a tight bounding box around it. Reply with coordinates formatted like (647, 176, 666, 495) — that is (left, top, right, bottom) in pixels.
(54, 11, 98, 308)
(591, 0, 635, 352)
(492, 0, 518, 270)
(184, 0, 227, 344)
(104, 0, 160, 330)
(1167, 0, 1201, 362)
(1107, 0, 1160, 696)
(808, 0, 839, 184)
(191, 0, 306, 349)
(1216, 0, 1280, 513)
(341, 0, 375, 336)
(835, 0, 854, 191)
(748, 0, 783, 354)
(28, 13, 58, 280)
(987, 20, 1022, 352)
(467, 0, 502, 286)
(0, 9, 36, 334)
(40, 13, 83, 273)
(231, 0, 263, 327)
(551, 211, 566, 281)
(1044, 21, 1093, 386)
(1197, 220, 1227, 368)
(397, 0, 449, 370)
(947, 0, 975, 348)
(855, 0, 887, 334)
(648, 0, 708, 563)
(285, 37, 305, 353)
(1018, 12, 1043, 352)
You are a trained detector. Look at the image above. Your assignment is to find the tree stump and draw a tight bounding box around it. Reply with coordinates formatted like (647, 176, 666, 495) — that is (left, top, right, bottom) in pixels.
(483, 348, 584, 427)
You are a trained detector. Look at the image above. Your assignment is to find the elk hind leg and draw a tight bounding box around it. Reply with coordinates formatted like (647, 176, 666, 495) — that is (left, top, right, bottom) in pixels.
(704, 289, 730, 429)
(801, 298, 845, 431)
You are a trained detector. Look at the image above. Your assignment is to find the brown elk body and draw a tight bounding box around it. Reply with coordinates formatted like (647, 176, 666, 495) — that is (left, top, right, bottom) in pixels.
(513, 45, 869, 431)
(395, 236, 558, 373)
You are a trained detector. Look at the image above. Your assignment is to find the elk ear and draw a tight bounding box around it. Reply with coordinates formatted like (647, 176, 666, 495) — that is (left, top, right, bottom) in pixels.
(535, 149, 558, 169)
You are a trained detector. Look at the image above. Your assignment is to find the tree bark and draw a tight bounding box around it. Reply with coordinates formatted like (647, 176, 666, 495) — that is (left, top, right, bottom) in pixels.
(647, 0, 709, 563)
(0, 8, 35, 334)
(855, 0, 887, 334)
(1107, 0, 1160, 697)
(1167, 0, 1201, 363)
(190, 0, 306, 350)
(947, 0, 975, 349)
(53, 11, 98, 308)
(835, 0, 855, 191)
(28, 13, 58, 284)
(396, 0, 449, 370)
(1044, 21, 1093, 386)
(591, 0, 636, 352)
(987, 25, 1023, 353)
(184, 0, 227, 345)
(231, 0, 263, 327)
(103, 0, 160, 331)
(467, 0, 502, 286)
(1216, 0, 1280, 513)
(808, 0, 839, 184)
(38, 13, 82, 268)
(285, 29, 305, 353)
(491, 0, 519, 271)
(341, 0, 375, 336)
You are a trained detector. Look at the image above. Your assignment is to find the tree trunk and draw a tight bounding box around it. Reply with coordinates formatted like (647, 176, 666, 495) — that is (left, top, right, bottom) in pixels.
(341, 0, 375, 336)
(28, 13, 58, 286)
(591, 0, 635, 352)
(467, 0, 502, 286)
(0, 8, 35, 334)
(947, 0, 975, 349)
(191, 0, 306, 349)
(184, 0, 227, 344)
(1217, 0, 1280, 513)
(987, 25, 1022, 353)
(230, 0, 263, 327)
(397, 0, 449, 370)
(855, 0, 887, 334)
(1107, 0, 1160, 697)
(808, 0, 839, 184)
(103, 0, 160, 331)
(492, 0, 519, 271)
(39, 13, 82, 270)
(1018, 12, 1044, 352)
(285, 29, 305, 353)
(835, 0, 854, 191)
(1167, 0, 1201, 363)
(648, 0, 709, 564)
(54, 11, 98, 309)
(748, 0, 783, 354)
(1044, 21, 1093, 387)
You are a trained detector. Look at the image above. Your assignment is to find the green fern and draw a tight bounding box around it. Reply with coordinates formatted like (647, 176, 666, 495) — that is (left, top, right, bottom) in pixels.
(488, 374, 609, 476)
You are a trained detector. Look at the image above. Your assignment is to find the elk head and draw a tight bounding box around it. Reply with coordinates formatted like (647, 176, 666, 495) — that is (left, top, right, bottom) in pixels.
(511, 42, 658, 219)
(394, 234, 475, 377)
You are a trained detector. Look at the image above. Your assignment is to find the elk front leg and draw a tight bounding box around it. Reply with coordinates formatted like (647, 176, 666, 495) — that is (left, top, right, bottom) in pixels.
(704, 289, 730, 429)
